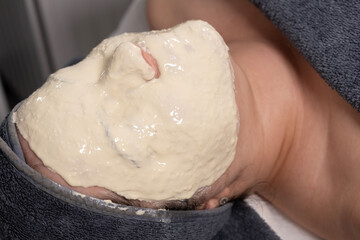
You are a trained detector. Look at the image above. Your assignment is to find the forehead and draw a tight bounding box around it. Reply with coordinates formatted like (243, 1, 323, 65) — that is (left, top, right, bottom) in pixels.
(90, 20, 226, 62)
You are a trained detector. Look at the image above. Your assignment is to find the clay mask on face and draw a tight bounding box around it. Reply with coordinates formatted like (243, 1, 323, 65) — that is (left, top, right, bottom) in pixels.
(15, 20, 239, 201)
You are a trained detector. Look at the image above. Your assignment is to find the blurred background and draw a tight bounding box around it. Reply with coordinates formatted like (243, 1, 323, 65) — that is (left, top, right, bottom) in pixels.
(0, 0, 132, 121)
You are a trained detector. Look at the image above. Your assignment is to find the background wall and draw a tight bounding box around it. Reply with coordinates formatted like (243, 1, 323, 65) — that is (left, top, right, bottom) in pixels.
(0, 0, 131, 120)
(37, 0, 131, 70)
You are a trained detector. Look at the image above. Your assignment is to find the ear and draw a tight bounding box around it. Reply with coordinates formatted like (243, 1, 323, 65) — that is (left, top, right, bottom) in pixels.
(204, 187, 231, 209)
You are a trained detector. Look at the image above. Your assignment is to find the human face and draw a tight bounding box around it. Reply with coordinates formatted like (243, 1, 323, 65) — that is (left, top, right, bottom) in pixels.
(16, 21, 239, 208)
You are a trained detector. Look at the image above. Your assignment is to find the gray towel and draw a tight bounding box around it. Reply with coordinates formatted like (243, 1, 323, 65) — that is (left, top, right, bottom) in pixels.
(251, 0, 360, 111)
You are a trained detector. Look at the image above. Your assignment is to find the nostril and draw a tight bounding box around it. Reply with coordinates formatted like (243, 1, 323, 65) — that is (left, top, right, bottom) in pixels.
(138, 46, 161, 79)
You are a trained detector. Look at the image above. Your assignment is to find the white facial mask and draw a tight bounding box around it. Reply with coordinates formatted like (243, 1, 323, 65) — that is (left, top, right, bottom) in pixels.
(15, 20, 239, 201)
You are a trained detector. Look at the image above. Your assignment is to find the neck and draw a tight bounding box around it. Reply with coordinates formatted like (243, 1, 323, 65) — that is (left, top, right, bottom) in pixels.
(228, 43, 302, 196)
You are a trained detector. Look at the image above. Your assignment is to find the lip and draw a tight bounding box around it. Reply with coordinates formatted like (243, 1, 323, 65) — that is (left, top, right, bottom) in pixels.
(136, 44, 160, 79)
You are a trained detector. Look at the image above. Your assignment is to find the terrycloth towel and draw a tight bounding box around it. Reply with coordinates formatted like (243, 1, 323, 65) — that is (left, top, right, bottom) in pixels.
(0, 108, 279, 240)
(251, 0, 360, 111)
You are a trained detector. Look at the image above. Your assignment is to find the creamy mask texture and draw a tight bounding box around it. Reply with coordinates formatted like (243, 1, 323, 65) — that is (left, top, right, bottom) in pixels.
(15, 20, 238, 201)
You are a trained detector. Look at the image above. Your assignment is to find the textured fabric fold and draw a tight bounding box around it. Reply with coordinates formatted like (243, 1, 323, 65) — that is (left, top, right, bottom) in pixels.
(251, 0, 360, 111)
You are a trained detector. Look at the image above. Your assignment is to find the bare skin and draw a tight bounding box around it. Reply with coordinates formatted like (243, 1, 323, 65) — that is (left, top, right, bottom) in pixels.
(16, 0, 360, 239)
(146, 0, 360, 239)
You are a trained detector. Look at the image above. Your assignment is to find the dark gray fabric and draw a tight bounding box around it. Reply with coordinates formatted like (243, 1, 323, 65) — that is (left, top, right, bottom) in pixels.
(251, 0, 360, 111)
(213, 201, 280, 240)
(0, 112, 279, 240)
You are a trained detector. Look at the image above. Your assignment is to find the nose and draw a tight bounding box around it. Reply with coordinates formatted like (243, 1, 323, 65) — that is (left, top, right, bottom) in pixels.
(105, 42, 160, 82)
